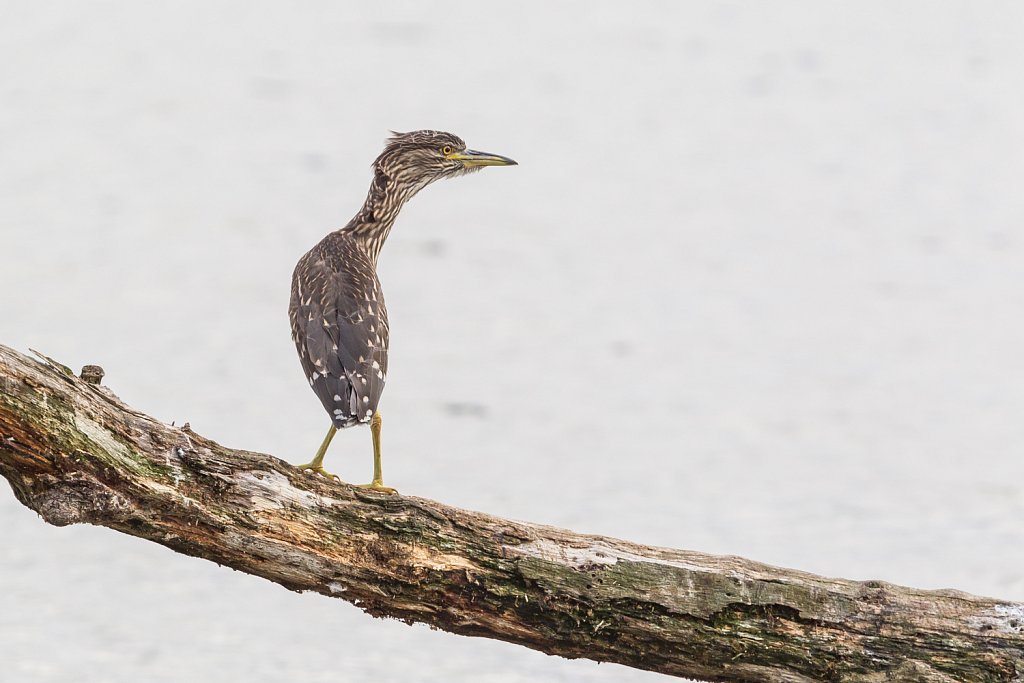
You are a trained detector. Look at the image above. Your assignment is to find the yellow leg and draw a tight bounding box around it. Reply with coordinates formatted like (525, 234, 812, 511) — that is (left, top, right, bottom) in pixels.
(296, 425, 342, 481)
(358, 411, 396, 494)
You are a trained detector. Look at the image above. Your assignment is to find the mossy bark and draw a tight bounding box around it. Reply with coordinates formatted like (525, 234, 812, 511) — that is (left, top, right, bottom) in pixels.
(1, 343, 1022, 682)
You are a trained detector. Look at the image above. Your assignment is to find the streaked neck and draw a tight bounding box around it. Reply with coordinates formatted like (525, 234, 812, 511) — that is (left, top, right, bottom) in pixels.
(343, 168, 427, 264)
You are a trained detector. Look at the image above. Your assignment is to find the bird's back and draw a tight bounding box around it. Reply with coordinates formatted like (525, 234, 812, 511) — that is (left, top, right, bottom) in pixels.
(289, 231, 389, 429)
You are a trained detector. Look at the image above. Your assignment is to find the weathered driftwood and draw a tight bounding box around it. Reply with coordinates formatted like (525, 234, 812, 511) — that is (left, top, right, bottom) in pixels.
(1, 344, 1022, 682)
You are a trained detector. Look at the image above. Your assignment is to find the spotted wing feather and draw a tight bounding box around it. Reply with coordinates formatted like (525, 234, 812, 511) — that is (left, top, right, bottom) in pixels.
(289, 238, 389, 428)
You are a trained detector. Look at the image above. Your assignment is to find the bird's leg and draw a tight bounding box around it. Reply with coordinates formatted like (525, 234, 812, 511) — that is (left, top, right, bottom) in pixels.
(358, 411, 396, 494)
(296, 425, 343, 481)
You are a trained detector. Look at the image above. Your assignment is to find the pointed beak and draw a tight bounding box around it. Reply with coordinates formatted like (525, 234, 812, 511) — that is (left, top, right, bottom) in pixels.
(449, 149, 518, 168)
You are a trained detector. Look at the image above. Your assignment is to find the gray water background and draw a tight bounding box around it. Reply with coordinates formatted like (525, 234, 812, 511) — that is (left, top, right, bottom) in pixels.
(2, 2, 1024, 681)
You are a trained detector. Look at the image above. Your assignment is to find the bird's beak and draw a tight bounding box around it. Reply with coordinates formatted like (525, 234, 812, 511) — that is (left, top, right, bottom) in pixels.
(449, 149, 518, 167)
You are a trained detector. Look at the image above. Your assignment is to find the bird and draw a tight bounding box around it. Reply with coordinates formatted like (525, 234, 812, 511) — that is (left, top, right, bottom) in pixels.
(289, 130, 516, 493)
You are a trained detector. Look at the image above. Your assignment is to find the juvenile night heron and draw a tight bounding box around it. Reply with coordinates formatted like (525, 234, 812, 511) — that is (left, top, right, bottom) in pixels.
(289, 130, 516, 492)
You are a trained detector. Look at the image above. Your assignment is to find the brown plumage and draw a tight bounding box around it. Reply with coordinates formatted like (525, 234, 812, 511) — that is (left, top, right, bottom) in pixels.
(289, 130, 516, 489)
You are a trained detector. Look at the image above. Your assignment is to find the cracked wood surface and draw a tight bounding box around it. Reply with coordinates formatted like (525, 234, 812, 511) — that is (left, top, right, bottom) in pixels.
(0, 343, 1022, 682)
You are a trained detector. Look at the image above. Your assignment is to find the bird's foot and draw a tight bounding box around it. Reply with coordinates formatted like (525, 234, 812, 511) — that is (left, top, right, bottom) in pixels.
(296, 463, 343, 481)
(357, 480, 398, 495)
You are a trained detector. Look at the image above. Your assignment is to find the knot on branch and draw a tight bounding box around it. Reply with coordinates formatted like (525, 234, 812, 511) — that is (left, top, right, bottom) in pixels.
(33, 473, 133, 527)
(80, 365, 105, 385)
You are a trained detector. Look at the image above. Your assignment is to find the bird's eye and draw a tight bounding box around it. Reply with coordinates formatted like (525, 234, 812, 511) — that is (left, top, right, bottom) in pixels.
(441, 146, 453, 156)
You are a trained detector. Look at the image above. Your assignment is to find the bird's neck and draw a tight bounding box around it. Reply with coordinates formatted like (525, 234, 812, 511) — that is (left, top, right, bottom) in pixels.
(342, 168, 426, 264)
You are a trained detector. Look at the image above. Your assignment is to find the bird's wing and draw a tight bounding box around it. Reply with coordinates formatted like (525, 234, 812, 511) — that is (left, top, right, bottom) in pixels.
(290, 249, 389, 427)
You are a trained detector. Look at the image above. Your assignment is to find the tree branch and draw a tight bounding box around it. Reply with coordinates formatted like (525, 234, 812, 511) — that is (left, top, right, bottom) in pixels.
(1, 343, 1021, 682)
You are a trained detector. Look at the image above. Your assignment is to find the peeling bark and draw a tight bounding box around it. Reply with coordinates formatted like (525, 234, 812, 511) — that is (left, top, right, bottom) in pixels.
(1, 343, 1022, 682)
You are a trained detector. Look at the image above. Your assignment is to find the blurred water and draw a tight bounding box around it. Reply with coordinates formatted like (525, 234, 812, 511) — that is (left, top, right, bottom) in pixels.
(2, 2, 1024, 681)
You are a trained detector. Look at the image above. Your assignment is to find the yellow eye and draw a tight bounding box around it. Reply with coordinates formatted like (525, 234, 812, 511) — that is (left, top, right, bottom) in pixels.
(441, 146, 453, 156)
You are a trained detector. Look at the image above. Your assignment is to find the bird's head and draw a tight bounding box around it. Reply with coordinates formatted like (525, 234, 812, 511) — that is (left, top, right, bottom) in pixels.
(373, 130, 517, 190)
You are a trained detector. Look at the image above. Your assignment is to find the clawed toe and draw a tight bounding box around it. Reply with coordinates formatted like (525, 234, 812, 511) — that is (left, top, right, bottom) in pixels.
(357, 481, 398, 495)
(296, 464, 342, 481)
